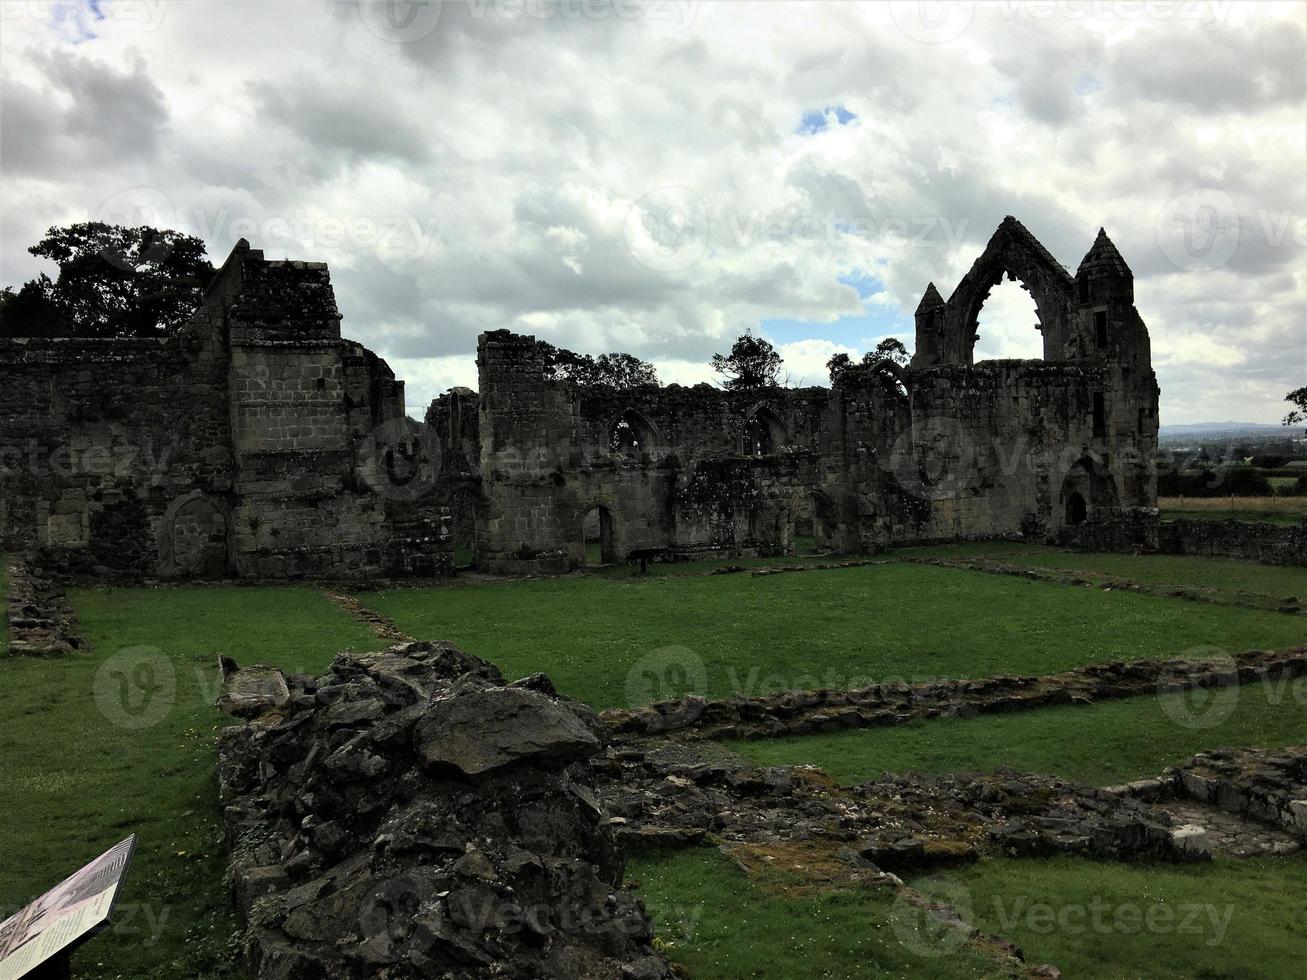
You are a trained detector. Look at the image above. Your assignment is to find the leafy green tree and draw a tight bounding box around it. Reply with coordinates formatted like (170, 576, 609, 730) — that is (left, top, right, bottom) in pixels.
(711, 333, 783, 390)
(0, 222, 213, 338)
(827, 337, 909, 382)
(1283, 387, 1307, 427)
(539, 343, 658, 389)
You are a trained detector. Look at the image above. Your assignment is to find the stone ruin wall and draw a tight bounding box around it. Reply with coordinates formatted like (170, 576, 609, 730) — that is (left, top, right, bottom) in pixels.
(0, 241, 451, 580)
(456, 218, 1161, 573)
(0, 216, 1177, 580)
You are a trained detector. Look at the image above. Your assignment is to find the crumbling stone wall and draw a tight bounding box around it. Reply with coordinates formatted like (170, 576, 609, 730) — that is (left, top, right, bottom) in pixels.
(460, 218, 1159, 572)
(0, 241, 450, 580)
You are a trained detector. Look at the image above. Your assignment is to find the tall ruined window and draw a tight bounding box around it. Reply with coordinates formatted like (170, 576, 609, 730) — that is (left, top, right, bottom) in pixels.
(609, 409, 655, 456)
(1092, 391, 1106, 437)
(1094, 310, 1108, 348)
(742, 407, 785, 456)
(974, 274, 1043, 360)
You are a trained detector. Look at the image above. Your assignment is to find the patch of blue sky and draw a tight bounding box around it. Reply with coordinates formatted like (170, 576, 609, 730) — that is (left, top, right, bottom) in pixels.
(797, 105, 858, 135)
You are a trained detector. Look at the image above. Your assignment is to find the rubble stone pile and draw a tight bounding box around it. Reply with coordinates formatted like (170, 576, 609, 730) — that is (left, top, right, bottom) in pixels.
(217, 641, 674, 980)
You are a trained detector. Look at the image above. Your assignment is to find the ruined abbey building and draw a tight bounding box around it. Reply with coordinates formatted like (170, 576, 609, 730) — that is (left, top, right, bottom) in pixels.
(0, 217, 1158, 580)
(435, 216, 1159, 574)
(0, 240, 448, 580)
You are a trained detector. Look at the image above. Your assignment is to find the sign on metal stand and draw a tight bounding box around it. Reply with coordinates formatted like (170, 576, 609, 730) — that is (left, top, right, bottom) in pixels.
(0, 836, 138, 980)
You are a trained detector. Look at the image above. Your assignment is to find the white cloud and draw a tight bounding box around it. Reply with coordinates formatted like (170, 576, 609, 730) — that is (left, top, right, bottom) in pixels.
(1, 0, 1302, 426)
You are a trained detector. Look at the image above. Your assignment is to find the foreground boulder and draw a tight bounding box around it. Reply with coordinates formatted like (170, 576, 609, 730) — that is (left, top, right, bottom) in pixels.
(218, 641, 674, 980)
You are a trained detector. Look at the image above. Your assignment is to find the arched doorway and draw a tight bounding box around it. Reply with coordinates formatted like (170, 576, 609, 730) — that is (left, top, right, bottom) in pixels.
(1058, 455, 1118, 527)
(160, 493, 229, 578)
(582, 504, 616, 565)
(793, 490, 838, 555)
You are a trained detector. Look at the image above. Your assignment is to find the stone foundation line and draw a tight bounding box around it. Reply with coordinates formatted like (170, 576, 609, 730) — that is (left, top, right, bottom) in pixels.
(901, 554, 1304, 615)
(323, 590, 414, 643)
(4, 554, 81, 656)
(601, 646, 1307, 740)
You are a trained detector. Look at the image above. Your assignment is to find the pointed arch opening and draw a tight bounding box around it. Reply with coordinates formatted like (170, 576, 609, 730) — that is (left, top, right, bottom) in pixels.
(609, 408, 658, 457)
(974, 273, 1045, 361)
(742, 405, 786, 456)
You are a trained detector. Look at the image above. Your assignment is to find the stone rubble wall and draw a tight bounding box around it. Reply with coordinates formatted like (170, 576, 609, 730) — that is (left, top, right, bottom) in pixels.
(217, 641, 674, 980)
(1158, 518, 1307, 567)
(600, 647, 1307, 740)
(1108, 745, 1307, 843)
(4, 553, 81, 656)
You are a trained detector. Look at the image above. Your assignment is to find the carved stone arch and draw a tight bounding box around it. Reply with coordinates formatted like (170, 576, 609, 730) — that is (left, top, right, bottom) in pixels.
(607, 407, 660, 456)
(864, 357, 911, 395)
(158, 491, 231, 578)
(741, 402, 787, 456)
(1057, 453, 1120, 528)
(940, 218, 1076, 365)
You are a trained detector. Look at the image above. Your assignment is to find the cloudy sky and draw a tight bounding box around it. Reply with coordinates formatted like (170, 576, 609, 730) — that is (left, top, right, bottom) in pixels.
(1, 0, 1303, 423)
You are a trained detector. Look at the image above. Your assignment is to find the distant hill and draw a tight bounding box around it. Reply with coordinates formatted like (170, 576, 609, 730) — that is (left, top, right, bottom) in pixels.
(1159, 422, 1289, 439)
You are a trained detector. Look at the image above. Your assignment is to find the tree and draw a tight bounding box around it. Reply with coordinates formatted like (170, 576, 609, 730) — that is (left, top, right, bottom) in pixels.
(1284, 387, 1307, 427)
(827, 337, 909, 382)
(711, 333, 783, 391)
(0, 222, 213, 338)
(538, 342, 658, 389)
(870, 337, 909, 365)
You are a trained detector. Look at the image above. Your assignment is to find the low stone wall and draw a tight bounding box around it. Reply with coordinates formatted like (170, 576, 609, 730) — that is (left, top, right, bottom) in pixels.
(217, 641, 673, 980)
(1157, 518, 1307, 566)
(1110, 745, 1307, 842)
(5, 554, 80, 656)
(601, 647, 1307, 740)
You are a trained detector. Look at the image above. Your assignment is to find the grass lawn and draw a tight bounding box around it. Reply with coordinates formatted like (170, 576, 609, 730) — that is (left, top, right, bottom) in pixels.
(365, 563, 1307, 710)
(632, 847, 1307, 980)
(0, 586, 380, 980)
(934, 855, 1307, 980)
(729, 680, 1307, 787)
(1159, 495, 1307, 526)
(892, 541, 1307, 610)
(630, 847, 1002, 979)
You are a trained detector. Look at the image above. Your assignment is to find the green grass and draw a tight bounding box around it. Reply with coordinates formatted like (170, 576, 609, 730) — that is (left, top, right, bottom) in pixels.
(365, 563, 1307, 709)
(934, 855, 1307, 979)
(0, 586, 380, 979)
(729, 681, 1307, 787)
(1161, 507, 1304, 527)
(630, 847, 1002, 979)
(892, 542, 1307, 610)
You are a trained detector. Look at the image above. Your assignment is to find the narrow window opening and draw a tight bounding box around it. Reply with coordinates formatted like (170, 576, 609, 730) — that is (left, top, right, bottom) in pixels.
(1092, 392, 1106, 437)
(1094, 311, 1108, 348)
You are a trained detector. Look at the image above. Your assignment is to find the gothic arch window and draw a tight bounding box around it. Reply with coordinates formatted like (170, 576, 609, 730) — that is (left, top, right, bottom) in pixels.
(609, 408, 657, 456)
(742, 405, 786, 456)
